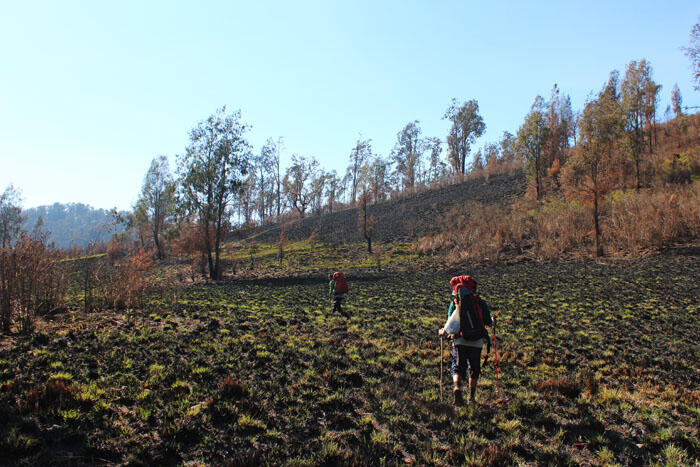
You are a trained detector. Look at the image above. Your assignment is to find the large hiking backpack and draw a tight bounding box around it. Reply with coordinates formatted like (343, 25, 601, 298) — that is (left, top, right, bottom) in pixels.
(332, 272, 349, 294)
(456, 288, 487, 341)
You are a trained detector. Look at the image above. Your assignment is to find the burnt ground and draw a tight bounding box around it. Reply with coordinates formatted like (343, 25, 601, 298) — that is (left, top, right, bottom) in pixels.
(1, 247, 698, 465)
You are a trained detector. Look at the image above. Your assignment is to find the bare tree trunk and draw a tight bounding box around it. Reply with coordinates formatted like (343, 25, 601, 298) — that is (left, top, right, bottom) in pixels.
(594, 189, 602, 257)
(203, 221, 215, 280)
(84, 258, 91, 313)
(1, 298, 10, 333)
(153, 228, 163, 260)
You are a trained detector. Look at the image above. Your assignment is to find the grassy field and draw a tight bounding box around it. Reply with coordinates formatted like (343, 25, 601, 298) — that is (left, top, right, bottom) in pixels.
(1, 243, 699, 465)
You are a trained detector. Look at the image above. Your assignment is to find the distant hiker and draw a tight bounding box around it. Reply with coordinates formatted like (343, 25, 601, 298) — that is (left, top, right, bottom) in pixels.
(328, 271, 349, 318)
(439, 275, 493, 405)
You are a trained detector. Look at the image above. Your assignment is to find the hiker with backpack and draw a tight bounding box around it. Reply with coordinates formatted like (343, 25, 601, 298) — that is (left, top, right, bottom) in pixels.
(438, 275, 493, 405)
(328, 271, 349, 318)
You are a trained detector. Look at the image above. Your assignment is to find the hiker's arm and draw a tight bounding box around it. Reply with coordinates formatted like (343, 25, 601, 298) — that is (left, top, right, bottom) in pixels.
(329, 281, 334, 296)
(439, 301, 456, 335)
(447, 300, 455, 319)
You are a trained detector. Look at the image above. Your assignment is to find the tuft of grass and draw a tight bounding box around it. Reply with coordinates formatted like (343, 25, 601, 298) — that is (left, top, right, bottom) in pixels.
(48, 372, 73, 382)
(237, 414, 265, 433)
(660, 443, 689, 466)
(319, 440, 341, 460)
(171, 380, 191, 395)
(5, 428, 39, 453)
(596, 446, 615, 465)
(148, 363, 166, 385)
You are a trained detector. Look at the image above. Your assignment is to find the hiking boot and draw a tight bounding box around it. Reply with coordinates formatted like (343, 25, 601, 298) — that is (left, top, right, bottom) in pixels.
(453, 388, 464, 406)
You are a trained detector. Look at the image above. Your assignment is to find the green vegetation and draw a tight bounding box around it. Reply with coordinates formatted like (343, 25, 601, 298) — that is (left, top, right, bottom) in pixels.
(1, 244, 698, 465)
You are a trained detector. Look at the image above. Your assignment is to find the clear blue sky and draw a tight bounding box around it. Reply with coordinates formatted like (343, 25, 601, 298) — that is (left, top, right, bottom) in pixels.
(2, 0, 698, 210)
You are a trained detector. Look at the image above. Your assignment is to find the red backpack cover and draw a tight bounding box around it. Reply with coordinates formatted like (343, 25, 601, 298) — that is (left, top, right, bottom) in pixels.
(333, 272, 349, 294)
(450, 275, 476, 295)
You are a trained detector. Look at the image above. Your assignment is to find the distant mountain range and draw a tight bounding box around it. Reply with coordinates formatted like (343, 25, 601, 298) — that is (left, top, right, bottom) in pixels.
(22, 203, 126, 249)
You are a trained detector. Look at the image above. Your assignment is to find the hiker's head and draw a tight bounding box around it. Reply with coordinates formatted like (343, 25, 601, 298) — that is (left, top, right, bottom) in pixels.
(328, 273, 333, 281)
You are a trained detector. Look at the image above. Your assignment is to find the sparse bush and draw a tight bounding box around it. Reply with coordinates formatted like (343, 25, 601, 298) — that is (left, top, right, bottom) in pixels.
(536, 377, 581, 398)
(417, 181, 700, 261)
(416, 199, 588, 261)
(660, 153, 695, 184)
(247, 240, 259, 268)
(106, 233, 130, 264)
(278, 230, 288, 265)
(607, 184, 700, 253)
(94, 249, 154, 310)
(220, 377, 247, 400)
(1, 234, 68, 333)
(578, 369, 599, 395)
(529, 198, 590, 259)
(307, 231, 319, 249)
(24, 380, 77, 413)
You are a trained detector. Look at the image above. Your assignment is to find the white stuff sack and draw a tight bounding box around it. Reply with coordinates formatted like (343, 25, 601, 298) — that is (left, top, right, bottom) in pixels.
(443, 303, 461, 336)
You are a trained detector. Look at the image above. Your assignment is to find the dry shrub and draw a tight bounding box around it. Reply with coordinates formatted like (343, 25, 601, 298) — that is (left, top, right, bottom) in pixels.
(654, 114, 700, 184)
(219, 377, 247, 400)
(536, 377, 581, 398)
(528, 199, 591, 259)
(307, 231, 319, 248)
(106, 234, 130, 264)
(416, 182, 699, 261)
(95, 249, 155, 310)
(681, 390, 700, 408)
(24, 380, 76, 412)
(578, 369, 599, 395)
(171, 221, 211, 259)
(416, 203, 524, 262)
(113, 249, 154, 308)
(1, 234, 68, 333)
(606, 184, 700, 253)
(480, 443, 507, 466)
(416, 198, 593, 262)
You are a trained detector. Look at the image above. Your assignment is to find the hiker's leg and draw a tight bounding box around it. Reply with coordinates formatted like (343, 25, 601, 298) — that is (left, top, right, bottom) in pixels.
(466, 347, 482, 401)
(451, 345, 467, 405)
(338, 296, 349, 317)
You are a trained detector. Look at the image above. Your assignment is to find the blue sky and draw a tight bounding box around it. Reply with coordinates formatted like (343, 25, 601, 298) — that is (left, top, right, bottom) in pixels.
(1, 1, 698, 210)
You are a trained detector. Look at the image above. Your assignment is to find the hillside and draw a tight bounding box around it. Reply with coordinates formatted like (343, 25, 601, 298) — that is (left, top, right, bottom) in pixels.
(249, 170, 527, 245)
(655, 112, 700, 182)
(22, 203, 125, 249)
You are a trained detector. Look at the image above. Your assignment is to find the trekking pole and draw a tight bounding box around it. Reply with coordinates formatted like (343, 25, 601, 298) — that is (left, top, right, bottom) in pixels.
(439, 335, 444, 402)
(493, 317, 500, 393)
